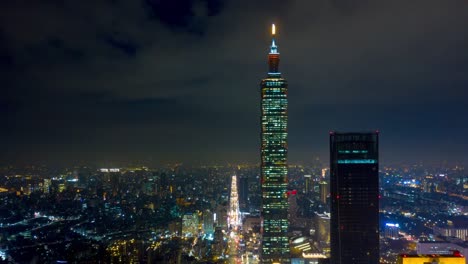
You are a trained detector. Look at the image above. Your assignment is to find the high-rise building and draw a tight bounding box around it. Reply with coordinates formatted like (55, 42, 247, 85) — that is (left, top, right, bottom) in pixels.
(215, 203, 228, 230)
(417, 242, 468, 257)
(433, 223, 468, 241)
(43, 179, 51, 194)
(203, 209, 214, 235)
(182, 213, 199, 237)
(238, 175, 249, 212)
(315, 213, 331, 247)
(158, 172, 169, 197)
(304, 175, 312, 195)
(319, 181, 328, 204)
(329, 132, 379, 264)
(385, 223, 400, 240)
(260, 23, 290, 264)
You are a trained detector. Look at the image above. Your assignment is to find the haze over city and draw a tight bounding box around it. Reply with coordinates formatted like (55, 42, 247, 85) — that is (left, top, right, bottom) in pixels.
(2, 0, 468, 166)
(1, 1, 468, 264)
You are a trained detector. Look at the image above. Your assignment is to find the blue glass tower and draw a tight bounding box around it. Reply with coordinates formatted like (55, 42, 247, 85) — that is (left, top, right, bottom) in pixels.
(260, 24, 290, 264)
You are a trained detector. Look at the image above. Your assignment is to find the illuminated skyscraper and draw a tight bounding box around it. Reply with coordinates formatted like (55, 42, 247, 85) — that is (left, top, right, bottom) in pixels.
(330, 132, 379, 264)
(260, 24, 290, 264)
(319, 181, 328, 204)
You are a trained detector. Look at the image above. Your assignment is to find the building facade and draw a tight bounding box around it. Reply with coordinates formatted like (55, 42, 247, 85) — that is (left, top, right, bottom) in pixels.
(330, 132, 379, 264)
(304, 175, 312, 196)
(417, 242, 468, 259)
(182, 213, 199, 237)
(433, 225, 468, 241)
(397, 252, 465, 264)
(384, 223, 400, 240)
(319, 181, 328, 204)
(261, 24, 290, 264)
(238, 175, 249, 212)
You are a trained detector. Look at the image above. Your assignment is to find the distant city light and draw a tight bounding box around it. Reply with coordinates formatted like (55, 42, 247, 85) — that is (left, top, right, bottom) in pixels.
(99, 168, 120, 172)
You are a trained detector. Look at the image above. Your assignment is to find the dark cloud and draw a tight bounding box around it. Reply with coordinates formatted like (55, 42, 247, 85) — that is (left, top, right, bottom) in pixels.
(1, 0, 468, 165)
(145, 0, 226, 33)
(103, 34, 139, 57)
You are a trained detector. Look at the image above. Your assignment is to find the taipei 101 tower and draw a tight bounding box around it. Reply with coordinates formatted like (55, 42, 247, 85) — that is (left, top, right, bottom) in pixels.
(260, 24, 290, 264)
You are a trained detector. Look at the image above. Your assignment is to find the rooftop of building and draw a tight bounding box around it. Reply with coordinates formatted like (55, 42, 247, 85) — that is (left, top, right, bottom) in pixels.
(400, 250, 464, 258)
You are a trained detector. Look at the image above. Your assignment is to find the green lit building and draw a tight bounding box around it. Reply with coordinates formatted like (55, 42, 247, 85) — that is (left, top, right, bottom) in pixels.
(260, 24, 290, 264)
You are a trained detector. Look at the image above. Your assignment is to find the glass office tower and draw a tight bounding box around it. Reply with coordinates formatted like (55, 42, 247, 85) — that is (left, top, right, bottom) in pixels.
(260, 24, 290, 264)
(330, 132, 379, 264)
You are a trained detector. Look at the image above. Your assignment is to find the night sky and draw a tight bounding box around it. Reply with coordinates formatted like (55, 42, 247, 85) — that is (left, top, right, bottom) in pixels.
(2, 0, 468, 166)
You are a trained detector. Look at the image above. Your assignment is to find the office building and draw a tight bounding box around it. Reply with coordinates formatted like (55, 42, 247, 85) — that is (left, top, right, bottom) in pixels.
(182, 213, 199, 237)
(319, 181, 328, 204)
(304, 175, 312, 195)
(433, 225, 468, 241)
(203, 209, 214, 235)
(330, 132, 379, 264)
(417, 242, 468, 259)
(43, 179, 51, 194)
(385, 223, 400, 240)
(315, 213, 331, 246)
(238, 175, 249, 212)
(261, 24, 290, 264)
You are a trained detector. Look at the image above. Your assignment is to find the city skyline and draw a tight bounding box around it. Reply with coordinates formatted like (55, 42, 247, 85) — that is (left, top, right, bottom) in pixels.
(2, 1, 468, 166)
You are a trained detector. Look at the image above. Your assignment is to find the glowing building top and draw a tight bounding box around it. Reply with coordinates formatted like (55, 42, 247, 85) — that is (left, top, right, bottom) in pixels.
(268, 23, 281, 75)
(270, 24, 278, 54)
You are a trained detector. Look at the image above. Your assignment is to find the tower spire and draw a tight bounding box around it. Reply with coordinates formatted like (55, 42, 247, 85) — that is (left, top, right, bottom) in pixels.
(268, 23, 280, 74)
(270, 23, 278, 54)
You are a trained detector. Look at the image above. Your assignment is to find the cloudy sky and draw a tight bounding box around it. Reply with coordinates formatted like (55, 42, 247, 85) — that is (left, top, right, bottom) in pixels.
(2, 0, 468, 166)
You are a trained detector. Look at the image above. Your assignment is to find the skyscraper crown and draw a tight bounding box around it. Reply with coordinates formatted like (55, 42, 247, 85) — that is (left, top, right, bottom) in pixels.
(268, 24, 280, 74)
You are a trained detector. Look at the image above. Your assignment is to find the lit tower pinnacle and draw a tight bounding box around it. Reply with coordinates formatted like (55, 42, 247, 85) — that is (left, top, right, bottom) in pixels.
(260, 23, 290, 264)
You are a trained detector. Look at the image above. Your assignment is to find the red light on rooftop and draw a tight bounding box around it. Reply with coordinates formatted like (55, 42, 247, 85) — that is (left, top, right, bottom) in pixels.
(453, 250, 462, 257)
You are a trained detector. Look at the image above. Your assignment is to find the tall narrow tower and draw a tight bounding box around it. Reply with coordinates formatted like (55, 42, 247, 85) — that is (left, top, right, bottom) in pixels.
(260, 24, 290, 264)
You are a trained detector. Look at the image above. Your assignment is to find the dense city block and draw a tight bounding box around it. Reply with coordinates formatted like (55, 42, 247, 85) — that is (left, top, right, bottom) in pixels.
(0, 163, 466, 263)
